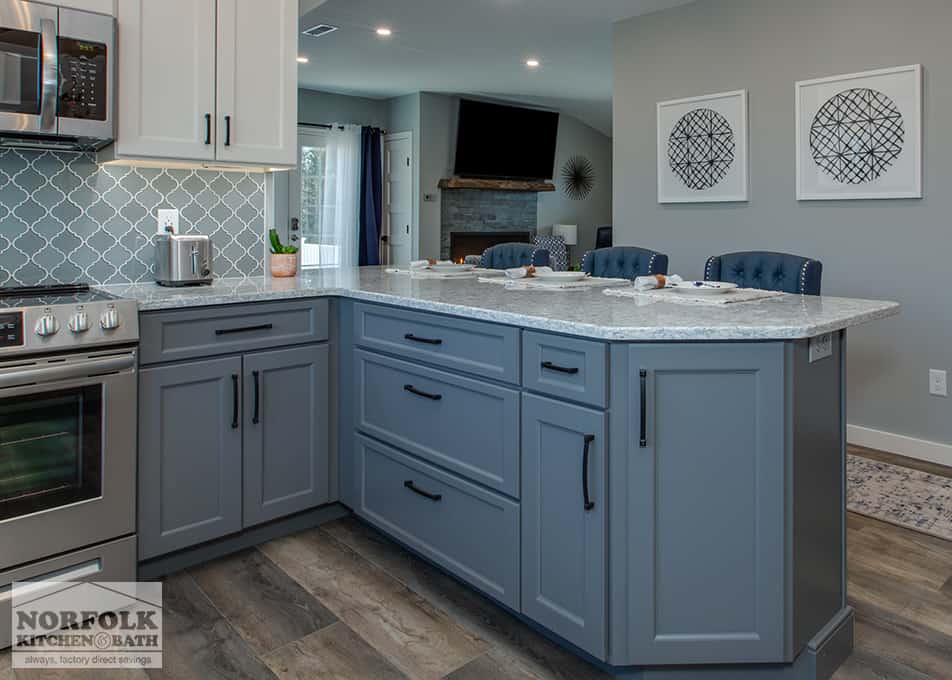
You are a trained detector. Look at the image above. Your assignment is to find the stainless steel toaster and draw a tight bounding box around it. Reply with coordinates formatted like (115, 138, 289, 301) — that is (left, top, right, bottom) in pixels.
(154, 234, 213, 287)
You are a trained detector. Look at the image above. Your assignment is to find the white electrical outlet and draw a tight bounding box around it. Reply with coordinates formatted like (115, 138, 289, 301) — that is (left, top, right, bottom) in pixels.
(929, 369, 948, 397)
(809, 333, 833, 363)
(157, 208, 180, 235)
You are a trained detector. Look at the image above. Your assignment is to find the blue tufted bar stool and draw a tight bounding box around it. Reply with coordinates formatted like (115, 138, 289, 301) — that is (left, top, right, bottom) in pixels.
(580, 246, 669, 280)
(480, 243, 550, 270)
(704, 251, 823, 295)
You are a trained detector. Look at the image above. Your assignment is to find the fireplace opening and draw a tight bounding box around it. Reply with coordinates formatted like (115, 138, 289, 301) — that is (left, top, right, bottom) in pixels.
(450, 231, 531, 263)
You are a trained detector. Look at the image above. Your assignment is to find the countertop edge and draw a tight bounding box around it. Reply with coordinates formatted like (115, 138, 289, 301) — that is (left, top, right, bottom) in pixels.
(125, 285, 902, 342)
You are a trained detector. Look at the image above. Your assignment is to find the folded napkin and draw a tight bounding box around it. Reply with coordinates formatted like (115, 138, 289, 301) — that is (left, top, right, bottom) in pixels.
(633, 274, 683, 291)
(410, 259, 454, 270)
(504, 266, 553, 280)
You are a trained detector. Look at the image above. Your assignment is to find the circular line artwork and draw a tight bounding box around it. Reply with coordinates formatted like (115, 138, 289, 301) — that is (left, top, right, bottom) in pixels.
(809, 88, 904, 185)
(667, 108, 736, 191)
(560, 155, 595, 201)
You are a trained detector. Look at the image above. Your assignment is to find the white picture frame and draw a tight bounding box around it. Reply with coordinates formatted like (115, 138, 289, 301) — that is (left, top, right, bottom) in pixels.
(796, 64, 922, 200)
(657, 89, 748, 203)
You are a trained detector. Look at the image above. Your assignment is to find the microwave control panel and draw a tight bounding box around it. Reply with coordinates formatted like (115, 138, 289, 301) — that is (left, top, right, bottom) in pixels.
(0, 312, 23, 348)
(58, 37, 107, 121)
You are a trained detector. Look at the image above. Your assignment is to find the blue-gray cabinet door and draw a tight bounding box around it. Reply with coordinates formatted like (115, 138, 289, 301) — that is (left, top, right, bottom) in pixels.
(616, 343, 786, 665)
(242, 344, 329, 527)
(138, 356, 243, 560)
(522, 394, 607, 659)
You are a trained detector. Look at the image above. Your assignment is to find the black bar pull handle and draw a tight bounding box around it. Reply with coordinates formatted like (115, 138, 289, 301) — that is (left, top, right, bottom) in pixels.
(204, 113, 211, 145)
(216, 323, 273, 336)
(252, 370, 260, 425)
(582, 434, 595, 511)
(224, 115, 232, 146)
(541, 361, 580, 375)
(231, 374, 240, 429)
(639, 369, 647, 448)
(404, 333, 442, 346)
(404, 480, 442, 502)
(404, 384, 442, 401)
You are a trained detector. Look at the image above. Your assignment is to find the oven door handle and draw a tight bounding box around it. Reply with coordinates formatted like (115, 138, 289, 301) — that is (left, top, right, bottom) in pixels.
(0, 353, 136, 390)
(39, 17, 58, 133)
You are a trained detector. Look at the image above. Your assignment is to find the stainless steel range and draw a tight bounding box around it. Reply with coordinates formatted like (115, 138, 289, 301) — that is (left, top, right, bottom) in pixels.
(0, 283, 138, 649)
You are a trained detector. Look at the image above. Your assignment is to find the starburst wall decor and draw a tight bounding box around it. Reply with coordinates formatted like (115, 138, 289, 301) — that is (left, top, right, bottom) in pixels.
(560, 155, 595, 201)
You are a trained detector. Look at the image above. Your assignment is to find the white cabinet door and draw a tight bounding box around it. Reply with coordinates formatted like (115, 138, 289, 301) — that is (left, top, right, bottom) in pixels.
(115, 0, 216, 160)
(58, 0, 114, 15)
(216, 0, 297, 166)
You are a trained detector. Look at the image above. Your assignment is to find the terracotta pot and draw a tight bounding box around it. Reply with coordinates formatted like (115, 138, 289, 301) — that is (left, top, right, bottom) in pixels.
(270, 253, 298, 278)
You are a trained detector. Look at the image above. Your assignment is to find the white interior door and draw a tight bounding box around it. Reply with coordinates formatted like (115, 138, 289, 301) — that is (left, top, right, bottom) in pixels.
(385, 133, 413, 267)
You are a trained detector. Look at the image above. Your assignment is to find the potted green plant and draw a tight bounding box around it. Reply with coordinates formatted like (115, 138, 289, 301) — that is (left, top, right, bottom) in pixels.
(269, 229, 299, 278)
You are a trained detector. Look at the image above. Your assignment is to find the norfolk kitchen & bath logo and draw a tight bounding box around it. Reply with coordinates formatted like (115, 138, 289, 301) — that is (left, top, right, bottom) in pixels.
(11, 581, 162, 669)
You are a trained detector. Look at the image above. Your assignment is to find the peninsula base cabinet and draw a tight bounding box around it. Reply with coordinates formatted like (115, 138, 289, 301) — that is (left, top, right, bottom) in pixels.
(340, 300, 851, 679)
(138, 301, 331, 562)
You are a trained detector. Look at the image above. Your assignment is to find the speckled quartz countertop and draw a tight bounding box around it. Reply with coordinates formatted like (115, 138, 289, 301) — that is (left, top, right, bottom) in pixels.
(97, 267, 900, 341)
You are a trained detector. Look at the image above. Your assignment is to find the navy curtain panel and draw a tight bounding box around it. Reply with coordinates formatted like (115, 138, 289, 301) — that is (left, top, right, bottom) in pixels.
(359, 127, 383, 266)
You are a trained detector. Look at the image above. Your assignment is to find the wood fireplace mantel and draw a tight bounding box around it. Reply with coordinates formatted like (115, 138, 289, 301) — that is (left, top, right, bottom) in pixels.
(438, 177, 556, 193)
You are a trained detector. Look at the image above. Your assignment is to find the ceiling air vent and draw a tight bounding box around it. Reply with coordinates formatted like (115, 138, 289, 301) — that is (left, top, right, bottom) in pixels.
(302, 24, 339, 38)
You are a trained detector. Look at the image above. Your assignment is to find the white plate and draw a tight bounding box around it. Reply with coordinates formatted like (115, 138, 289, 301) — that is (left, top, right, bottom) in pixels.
(672, 281, 739, 295)
(430, 263, 475, 273)
(474, 268, 506, 277)
(532, 271, 588, 282)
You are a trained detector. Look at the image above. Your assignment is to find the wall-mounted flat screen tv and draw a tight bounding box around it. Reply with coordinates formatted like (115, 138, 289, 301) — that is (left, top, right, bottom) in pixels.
(454, 99, 560, 181)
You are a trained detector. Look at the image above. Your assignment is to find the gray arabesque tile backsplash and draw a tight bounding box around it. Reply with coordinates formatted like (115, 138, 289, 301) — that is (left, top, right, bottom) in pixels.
(0, 149, 265, 286)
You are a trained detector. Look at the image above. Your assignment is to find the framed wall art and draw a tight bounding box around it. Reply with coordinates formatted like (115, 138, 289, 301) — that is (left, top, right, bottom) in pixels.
(657, 89, 748, 203)
(796, 64, 922, 200)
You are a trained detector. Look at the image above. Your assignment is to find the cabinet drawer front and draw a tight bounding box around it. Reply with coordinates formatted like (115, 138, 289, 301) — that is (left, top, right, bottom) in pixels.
(140, 299, 329, 365)
(356, 349, 520, 497)
(354, 302, 520, 384)
(356, 434, 520, 609)
(523, 331, 607, 407)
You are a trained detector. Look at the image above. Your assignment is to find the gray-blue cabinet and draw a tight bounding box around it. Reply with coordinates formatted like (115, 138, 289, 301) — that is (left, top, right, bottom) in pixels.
(243, 345, 330, 527)
(138, 356, 243, 560)
(610, 343, 786, 665)
(521, 394, 607, 659)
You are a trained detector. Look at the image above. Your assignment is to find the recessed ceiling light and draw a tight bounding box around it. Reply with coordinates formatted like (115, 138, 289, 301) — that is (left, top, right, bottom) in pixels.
(296, 56, 309, 64)
(375, 27, 393, 37)
(526, 59, 540, 68)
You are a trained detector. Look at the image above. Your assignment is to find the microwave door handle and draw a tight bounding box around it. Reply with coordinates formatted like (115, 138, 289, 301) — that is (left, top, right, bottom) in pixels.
(39, 18, 58, 133)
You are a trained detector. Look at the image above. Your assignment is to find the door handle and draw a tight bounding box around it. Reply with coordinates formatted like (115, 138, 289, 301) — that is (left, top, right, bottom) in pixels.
(639, 369, 647, 447)
(224, 115, 232, 146)
(403, 480, 442, 502)
(404, 384, 442, 401)
(252, 370, 260, 425)
(215, 323, 273, 336)
(541, 361, 579, 375)
(204, 113, 212, 145)
(39, 18, 57, 132)
(231, 374, 239, 429)
(582, 434, 595, 511)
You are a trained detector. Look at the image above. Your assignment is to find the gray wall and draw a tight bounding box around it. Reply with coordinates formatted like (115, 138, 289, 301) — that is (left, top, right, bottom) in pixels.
(298, 89, 390, 129)
(613, 0, 950, 446)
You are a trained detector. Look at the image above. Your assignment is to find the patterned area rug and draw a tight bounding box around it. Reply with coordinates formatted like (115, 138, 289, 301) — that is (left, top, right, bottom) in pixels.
(848, 454, 952, 541)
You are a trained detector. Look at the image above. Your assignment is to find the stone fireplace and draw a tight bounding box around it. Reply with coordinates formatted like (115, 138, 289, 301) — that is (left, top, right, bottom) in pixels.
(449, 231, 532, 263)
(440, 188, 538, 259)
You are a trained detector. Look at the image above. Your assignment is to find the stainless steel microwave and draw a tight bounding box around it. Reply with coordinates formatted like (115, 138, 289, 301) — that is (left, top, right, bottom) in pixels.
(0, 0, 114, 151)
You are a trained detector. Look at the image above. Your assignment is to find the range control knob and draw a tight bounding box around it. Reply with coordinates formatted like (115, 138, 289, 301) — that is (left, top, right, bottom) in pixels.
(100, 309, 121, 331)
(68, 312, 90, 333)
(35, 314, 60, 337)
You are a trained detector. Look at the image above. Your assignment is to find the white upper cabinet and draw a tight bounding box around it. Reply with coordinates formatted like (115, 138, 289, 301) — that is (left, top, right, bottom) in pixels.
(116, 0, 216, 161)
(113, 0, 297, 168)
(216, 0, 297, 166)
(58, 0, 115, 15)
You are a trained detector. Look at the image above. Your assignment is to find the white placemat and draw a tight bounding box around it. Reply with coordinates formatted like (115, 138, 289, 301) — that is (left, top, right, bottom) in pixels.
(603, 286, 785, 305)
(386, 268, 478, 279)
(481, 276, 631, 291)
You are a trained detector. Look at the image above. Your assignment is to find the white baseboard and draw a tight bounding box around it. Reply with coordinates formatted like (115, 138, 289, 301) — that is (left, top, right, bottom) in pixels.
(847, 424, 952, 468)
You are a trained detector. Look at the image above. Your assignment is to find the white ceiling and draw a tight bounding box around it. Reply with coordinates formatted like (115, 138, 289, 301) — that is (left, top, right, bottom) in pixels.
(297, 0, 693, 136)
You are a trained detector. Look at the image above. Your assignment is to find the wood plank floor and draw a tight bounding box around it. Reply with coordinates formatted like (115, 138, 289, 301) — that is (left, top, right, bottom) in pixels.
(4, 454, 952, 678)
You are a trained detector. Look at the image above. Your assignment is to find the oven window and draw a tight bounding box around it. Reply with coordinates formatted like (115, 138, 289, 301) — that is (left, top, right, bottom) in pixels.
(0, 28, 41, 115)
(0, 386, 102, 522)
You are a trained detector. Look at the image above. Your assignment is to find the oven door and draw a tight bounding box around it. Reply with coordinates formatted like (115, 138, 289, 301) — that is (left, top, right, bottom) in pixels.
(0, 349, 136, 571)
(0, 0, 57, 134)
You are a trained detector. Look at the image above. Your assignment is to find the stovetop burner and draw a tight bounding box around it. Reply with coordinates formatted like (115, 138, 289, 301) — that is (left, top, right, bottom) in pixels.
(0, 283, 118, 309)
